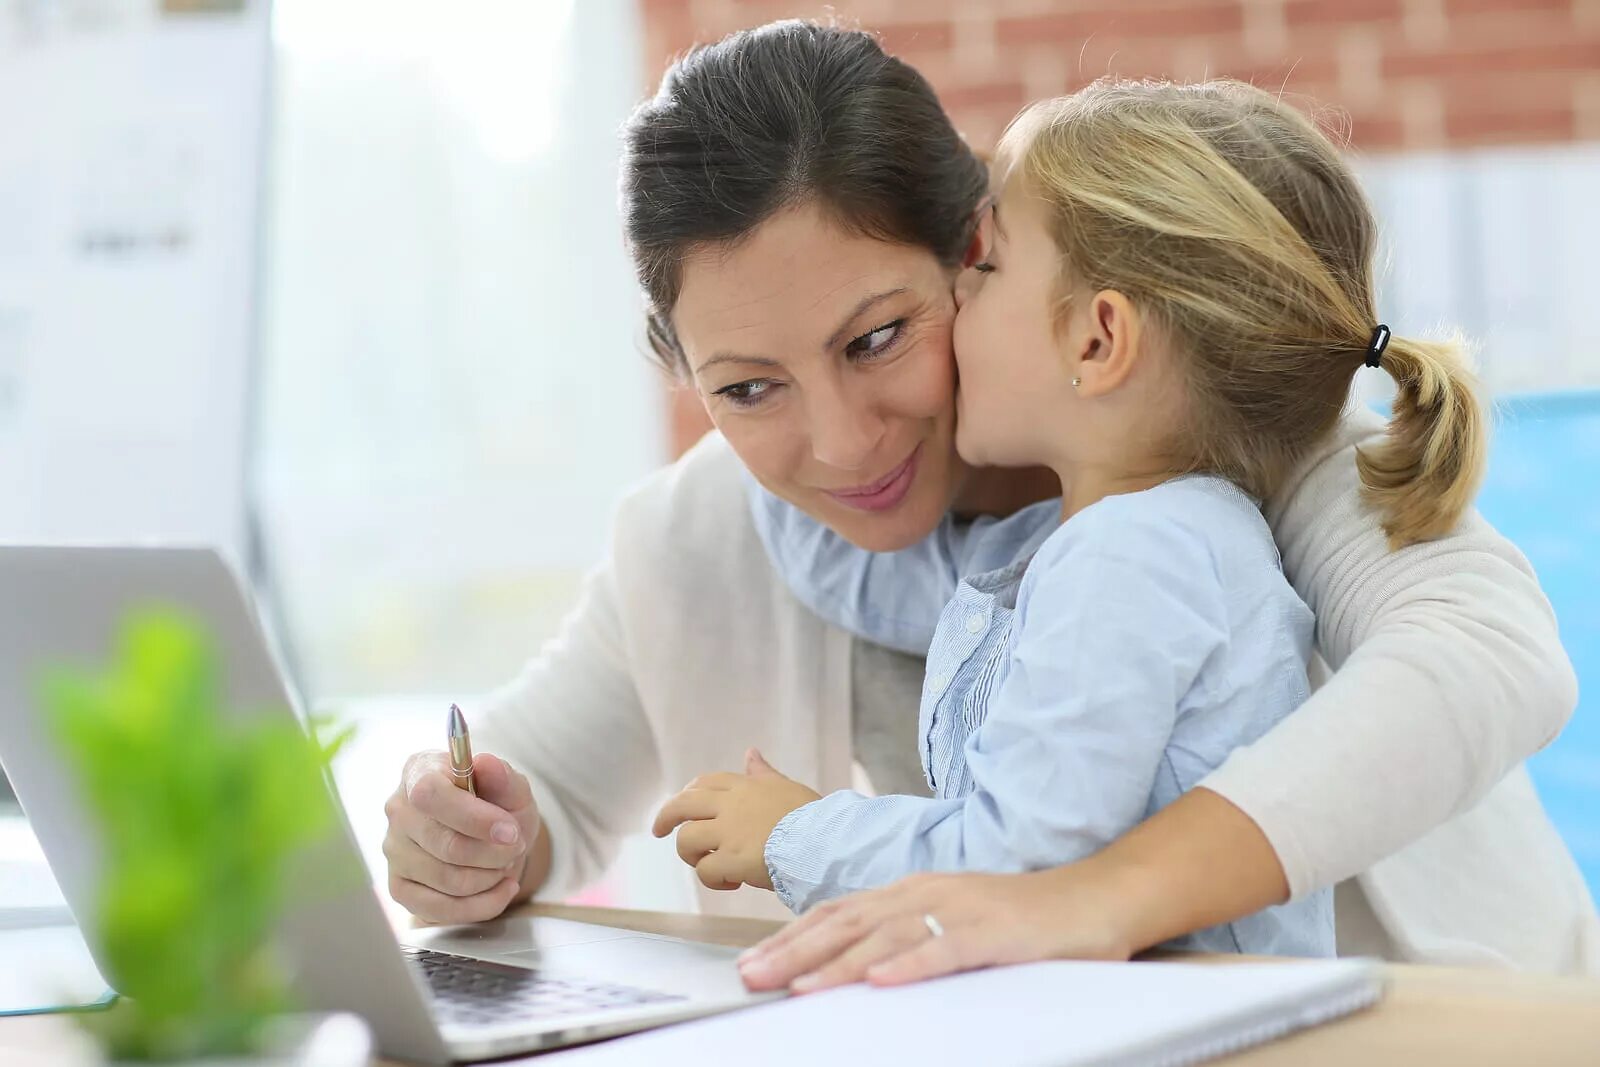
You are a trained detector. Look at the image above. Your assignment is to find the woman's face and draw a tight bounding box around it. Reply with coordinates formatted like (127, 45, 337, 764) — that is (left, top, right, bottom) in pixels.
(673, 203, 964, 552)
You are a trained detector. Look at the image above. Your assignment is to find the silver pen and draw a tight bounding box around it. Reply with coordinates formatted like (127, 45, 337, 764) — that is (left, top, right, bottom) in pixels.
(447, 703, 477, 796)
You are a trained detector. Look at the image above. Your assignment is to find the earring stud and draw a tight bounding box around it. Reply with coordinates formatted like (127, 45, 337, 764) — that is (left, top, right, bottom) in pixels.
(1072, 377, 1082, 388)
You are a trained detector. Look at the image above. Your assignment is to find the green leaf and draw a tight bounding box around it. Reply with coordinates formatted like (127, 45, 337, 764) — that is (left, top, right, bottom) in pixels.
(34, 607, 356, 1061)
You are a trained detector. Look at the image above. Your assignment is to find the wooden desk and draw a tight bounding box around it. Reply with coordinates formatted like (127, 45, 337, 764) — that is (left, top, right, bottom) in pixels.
(4, 903, 1598, 1065)
(488, 904, 1600, 1066)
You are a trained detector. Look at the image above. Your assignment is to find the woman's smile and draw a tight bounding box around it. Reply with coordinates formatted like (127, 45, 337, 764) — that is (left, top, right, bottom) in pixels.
(823, 444, 922, 512)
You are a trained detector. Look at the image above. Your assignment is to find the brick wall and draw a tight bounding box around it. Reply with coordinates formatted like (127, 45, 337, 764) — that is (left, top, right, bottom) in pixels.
(640, 0, 1600, 455)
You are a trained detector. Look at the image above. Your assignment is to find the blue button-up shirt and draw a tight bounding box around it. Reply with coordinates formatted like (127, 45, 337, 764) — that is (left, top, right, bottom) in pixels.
(752, 474, 1334, 957)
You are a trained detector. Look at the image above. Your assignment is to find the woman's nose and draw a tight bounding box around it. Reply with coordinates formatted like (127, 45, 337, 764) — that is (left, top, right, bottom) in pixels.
(808, 392, 884, 472)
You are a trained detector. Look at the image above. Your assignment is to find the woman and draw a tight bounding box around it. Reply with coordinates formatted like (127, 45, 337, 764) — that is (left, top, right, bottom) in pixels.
(379, 21, 1598, 976)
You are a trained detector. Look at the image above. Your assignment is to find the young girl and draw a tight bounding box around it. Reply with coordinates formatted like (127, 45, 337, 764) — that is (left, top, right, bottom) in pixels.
(653, 78, 1483, 957)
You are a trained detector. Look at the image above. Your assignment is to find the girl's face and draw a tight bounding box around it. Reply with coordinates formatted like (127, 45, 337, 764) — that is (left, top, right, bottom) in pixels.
(951, 179, 1081, 470)
(671, 202, 967, 552)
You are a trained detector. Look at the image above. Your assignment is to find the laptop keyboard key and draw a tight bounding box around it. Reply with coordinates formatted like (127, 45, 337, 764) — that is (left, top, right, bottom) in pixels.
(399, 946, 687, 1026)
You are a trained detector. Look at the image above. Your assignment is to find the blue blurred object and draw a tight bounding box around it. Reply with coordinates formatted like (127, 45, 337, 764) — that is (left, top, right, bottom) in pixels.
(1475, 391, 1600, 901)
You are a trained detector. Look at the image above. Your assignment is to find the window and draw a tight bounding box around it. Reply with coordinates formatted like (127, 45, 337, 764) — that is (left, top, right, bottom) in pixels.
(259, 0, 662, 702)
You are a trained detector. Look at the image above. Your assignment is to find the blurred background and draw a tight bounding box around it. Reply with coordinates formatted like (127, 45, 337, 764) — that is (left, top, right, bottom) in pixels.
(0, 0, 1595, 911)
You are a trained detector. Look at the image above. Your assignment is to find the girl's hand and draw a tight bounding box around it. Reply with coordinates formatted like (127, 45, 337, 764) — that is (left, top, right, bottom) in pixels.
(652, 749, 822, 891)
(737, 861, 1139, 994)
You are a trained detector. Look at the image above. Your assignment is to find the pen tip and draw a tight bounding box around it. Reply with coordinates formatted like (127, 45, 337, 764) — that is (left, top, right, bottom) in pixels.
(448, 703, 466, 736)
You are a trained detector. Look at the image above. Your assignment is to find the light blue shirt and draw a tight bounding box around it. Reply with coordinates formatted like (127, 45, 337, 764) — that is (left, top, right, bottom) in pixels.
(751, 474, 1334, 957)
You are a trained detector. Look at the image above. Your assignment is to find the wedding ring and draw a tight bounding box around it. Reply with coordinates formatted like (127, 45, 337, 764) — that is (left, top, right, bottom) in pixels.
(922, 913, 945, 939)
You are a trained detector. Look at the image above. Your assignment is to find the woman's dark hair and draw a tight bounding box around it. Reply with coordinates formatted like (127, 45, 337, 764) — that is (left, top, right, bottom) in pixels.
(620, 20, 990, 377)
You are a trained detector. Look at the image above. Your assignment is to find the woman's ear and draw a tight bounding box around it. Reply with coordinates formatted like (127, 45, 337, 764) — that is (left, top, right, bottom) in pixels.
(1070, 290, 1143, 397)
(961, 198, 995, 269)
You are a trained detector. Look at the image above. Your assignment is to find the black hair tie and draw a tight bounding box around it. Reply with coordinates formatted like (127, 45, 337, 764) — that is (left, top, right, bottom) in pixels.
(1365, 324, 1391, 369)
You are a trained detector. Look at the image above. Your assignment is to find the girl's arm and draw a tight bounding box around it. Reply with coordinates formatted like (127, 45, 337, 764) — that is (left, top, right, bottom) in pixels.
(764, 508, 1224, 913)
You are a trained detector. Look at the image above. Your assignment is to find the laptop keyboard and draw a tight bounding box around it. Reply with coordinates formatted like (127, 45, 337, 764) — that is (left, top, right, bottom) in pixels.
(401, 946, 687, 1026)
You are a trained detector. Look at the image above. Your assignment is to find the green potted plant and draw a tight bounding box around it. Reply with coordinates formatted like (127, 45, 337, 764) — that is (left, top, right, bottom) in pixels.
(37, 607, 369, 1065)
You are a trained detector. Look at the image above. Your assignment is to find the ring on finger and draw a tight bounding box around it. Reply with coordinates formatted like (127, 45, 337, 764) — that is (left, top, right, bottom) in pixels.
(922, 913, 945, 939)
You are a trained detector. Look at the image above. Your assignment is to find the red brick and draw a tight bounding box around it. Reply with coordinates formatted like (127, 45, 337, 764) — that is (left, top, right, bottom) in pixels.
(639, 0, 699, 67)
(1270, 82, 1349, 117)
(1215, 52, 1343, 91)
(1286, 0, 1404, 25)
(1295, 95, 1411, 146)
(1339, 111, 1409, 149)
(1427, 67, 1580, 143)
(1430, 69, 1577, 113)
(702, 3, 848, 37)
(724, 0, 807, 15)
(1438, 6, 1590, 45)
(1022, 61, 1082, 99)
(1068, 38, 1190, 81)
(1444, 103, 1575, 143)
(893, 50, 961, 92)
(1383, 38, 1600, 77)
(996, 11, 1097, 45)
(868, 0, 983, 17)
(996, 4, 1245, 47)
(876, 19, 956, 56)
(1443, 0, 1572, 15)
(1578, 74, 1600, 139)
(938, 80, 1029, 111)
(1111, 40, 1271, 82)
(764, 0, 972, 19)
(954, 102, 1034, 153)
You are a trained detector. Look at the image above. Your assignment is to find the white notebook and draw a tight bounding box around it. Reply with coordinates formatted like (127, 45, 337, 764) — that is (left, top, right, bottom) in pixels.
(535, 958, 1383, 1067)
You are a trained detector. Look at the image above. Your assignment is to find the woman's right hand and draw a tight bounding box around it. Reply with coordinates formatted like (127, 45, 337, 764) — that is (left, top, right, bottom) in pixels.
(382, 750, 542, 924)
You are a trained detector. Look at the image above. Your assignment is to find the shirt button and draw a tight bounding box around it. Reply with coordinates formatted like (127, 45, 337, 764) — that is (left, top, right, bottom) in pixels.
(932, 673, 950, 690)
(965, 614, 985, 634)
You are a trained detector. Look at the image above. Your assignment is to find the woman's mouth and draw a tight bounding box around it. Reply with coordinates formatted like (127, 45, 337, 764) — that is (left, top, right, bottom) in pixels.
(824, 445, 921, 512)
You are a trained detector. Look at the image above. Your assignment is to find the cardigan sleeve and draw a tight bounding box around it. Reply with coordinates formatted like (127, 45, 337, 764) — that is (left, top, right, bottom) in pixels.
(1201, 412, 1578, 899)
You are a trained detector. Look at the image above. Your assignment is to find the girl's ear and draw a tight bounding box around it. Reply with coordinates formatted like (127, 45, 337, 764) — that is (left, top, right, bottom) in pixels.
(1070, 289, 1144, 397)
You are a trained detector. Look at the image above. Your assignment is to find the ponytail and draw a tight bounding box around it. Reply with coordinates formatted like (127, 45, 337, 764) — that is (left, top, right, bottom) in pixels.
(1355, 334, 1486, 549)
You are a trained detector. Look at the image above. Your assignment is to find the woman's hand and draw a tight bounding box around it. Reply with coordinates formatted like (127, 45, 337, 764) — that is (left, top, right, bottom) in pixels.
(737, 862, 1140, 994)
(737, 787, 1291, 993)
(382, 750, 542, 923)
(653, 749, 821, 891)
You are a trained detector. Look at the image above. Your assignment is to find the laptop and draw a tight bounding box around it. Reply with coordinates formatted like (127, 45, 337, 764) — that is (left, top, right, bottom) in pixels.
(0, 546, 778, 1063)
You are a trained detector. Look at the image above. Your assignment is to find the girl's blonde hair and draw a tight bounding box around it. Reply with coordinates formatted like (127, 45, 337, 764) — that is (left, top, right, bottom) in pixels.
(1000, 78, 1484, 548)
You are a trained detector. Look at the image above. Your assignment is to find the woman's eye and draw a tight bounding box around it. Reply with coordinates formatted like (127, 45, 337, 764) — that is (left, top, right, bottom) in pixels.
(714, 379, 778, 408)
(972, 261, 996, 274)
(846, 320, 904, 360)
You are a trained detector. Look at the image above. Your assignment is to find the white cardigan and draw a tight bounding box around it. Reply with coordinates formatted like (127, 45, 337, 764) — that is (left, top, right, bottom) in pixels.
(477, 410, 1600, 974)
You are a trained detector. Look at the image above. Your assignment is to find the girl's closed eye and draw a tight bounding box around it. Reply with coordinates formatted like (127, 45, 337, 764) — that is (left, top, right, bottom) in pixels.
(972, 261, 996, 274)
